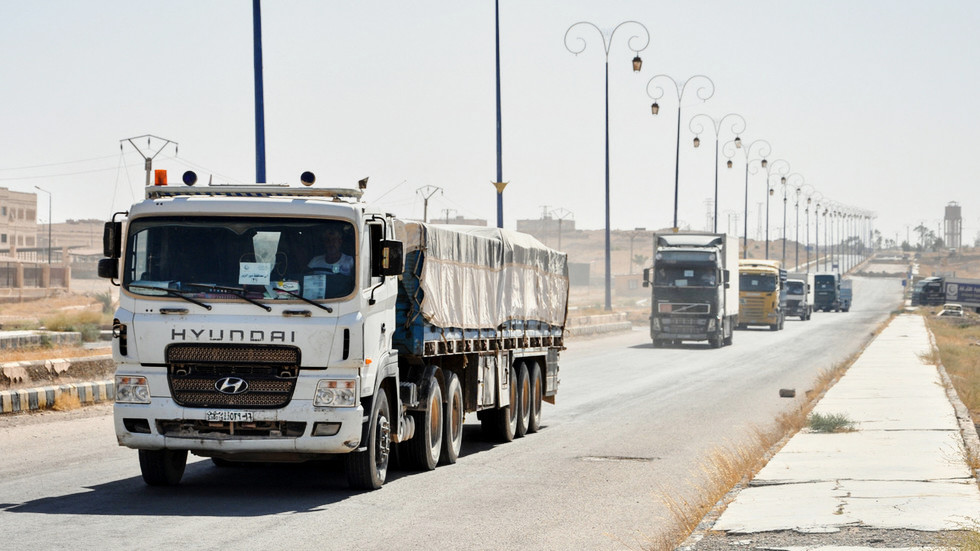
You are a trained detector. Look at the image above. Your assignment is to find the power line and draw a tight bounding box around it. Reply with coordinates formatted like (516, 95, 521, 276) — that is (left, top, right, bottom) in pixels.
(0, 153, 125, 171)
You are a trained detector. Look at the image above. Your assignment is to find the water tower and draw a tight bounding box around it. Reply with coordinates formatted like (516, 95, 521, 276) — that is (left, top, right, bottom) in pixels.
(944, 201, 962, 249)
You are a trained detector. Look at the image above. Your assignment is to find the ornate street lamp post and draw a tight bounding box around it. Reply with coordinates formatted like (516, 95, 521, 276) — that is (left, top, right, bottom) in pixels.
(647, 74, 715, 232)
(763, 161, 791, 260)
(724, 139, 770, 258)
(689, 113, 745, 233)
(565, 21, 649, 311)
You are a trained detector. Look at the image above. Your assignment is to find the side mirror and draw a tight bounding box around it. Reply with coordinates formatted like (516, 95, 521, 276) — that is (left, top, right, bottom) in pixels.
(98, 258, 119, 280)
(642, 268, 650, 288)
(380, 240, 403, 277)
(103, 221, 122, 259)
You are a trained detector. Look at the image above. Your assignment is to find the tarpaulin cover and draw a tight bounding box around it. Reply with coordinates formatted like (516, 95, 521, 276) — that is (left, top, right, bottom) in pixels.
(399, 222, 568, 330)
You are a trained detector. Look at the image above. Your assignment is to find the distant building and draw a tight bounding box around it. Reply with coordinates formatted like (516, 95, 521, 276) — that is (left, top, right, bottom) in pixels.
(516, 216, 575, 235)
(0, 187, 38, 254)
(431, 215, 487, 227)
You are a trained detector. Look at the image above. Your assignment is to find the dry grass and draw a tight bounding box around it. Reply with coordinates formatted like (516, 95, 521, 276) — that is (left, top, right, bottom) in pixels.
(0, 345, 109, 363)
(924, 313, 980, 422)
(51, 391, 82, 411)
(940, 518, 980, 551)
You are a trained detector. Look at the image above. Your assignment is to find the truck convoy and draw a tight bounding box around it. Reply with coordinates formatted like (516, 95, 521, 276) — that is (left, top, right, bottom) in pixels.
(814, 272, 845, 312)
(98, 172, 568, 490)
(641, 232, 738, 348)
(783, 272, 814, 320)
(737, 259, 784, 330)
(910, 276, 980, 312)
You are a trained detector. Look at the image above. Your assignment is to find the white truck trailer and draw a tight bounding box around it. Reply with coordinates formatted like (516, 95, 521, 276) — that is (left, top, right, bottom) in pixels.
(98, 172, 568, 489)
(641, 232, 739, 348)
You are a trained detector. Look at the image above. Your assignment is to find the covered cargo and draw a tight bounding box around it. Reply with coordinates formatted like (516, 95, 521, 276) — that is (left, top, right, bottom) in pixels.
(395, 222, 568, 357)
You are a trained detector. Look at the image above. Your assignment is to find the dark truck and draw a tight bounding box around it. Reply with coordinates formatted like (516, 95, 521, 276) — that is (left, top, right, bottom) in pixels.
(814, 272, 842, 312)
(910, 276, 980, 313)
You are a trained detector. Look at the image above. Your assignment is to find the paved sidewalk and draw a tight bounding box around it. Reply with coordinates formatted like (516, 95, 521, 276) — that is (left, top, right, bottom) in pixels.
(688, 314, 980, 550)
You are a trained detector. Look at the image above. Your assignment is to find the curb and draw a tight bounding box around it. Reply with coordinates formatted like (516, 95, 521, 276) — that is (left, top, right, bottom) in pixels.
(0, 379, 114, 414)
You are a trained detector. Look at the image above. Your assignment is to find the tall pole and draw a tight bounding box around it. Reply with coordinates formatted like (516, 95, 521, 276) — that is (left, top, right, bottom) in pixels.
(724, 138, 769, 258)
(34, 186, 51, 264)
(551, 207, 573, 251)
(253, 0, 267, 183)
(648, 75, 716, 231)
(493, 0, 505, 228)
(762, 160, 790, 260)
(416, 185, 442, 224)
(566, 21, 649, 311)
(121, 135, 178, 188)
(690, 113, 745, 234)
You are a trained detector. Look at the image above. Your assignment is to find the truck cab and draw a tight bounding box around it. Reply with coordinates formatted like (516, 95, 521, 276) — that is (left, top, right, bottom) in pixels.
(814, 273, 842, 312)
(783, 272, 814, 321)
(737, 259, 784, 331)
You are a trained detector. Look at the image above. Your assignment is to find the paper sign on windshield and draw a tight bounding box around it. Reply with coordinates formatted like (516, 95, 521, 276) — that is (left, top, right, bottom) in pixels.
(239, 262, 272, 285)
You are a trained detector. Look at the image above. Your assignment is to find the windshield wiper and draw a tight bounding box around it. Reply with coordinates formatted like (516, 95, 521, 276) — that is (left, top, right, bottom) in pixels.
(184, 283, 271, 312)
(267, 287, 333, 313)
(128, 284, 212, 311)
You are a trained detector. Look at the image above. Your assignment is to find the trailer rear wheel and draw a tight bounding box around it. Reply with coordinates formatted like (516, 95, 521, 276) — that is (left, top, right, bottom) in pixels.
(516, 363, 531, 438)
(527, 362, 543, 434)
(440, 372, 463, 465)
(403, 374, 443, 470)
(481, 364, 517, 442)
(139, 449, 187, 486)
(346, 388, 391, 490)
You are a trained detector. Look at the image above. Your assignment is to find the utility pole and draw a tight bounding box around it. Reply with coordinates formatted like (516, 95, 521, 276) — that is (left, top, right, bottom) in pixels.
(121, 135, 178, 187)
(441, 209, 456, 224)
(416, 185, 442, 223)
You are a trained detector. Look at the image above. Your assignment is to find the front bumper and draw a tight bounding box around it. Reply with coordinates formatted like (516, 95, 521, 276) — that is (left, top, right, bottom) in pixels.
(114, 397, 365, 455)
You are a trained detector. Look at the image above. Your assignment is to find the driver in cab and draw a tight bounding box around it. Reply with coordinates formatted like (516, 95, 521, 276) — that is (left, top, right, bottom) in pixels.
(307, 227, 353, 276)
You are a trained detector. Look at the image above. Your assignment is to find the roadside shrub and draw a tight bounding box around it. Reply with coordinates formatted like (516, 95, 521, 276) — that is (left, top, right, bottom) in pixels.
(80, 323, 102, 342)
(807, 412, 856, 433)
(93, 291, 115, 314)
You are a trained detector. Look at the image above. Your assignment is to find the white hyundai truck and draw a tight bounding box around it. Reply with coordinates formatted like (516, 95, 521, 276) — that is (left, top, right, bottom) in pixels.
(99, 171, 567, 490)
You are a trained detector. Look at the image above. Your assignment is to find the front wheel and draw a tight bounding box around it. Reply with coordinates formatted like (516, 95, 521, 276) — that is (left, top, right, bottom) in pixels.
(346, 388, 392, 490)
(139, 449, 187, 486)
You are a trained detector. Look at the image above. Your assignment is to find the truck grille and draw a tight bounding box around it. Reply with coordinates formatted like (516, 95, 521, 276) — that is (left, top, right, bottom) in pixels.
(166, 344, 301, 409)
(740, 296, 767, 321)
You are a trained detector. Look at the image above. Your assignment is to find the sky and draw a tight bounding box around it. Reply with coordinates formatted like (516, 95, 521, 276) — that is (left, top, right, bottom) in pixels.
(2, 0, 979, 247)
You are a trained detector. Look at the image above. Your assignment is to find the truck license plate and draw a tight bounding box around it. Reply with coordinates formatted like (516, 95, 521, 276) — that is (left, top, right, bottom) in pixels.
(206, 410, 254, 423)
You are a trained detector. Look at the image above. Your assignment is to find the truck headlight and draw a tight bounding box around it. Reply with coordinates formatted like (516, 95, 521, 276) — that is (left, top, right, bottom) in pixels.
(652, 318, 661, 330)
(116, 375, 150, 404)
(707, 319, 717, 331)
(315, 379, 357, 407)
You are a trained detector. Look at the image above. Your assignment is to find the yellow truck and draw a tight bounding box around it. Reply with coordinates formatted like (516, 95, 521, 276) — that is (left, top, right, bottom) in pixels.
(737, 259, 785, 331)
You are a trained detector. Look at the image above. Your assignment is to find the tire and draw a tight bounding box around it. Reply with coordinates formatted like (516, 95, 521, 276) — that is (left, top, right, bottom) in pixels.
(652, 339, 663, 348)
(710, 335, 723, 348)
(481, 364, 517, 442)
(346, 387, 392, 490)
(403, 373, 443, 470)
(778, 314, 785, 330)
(440, 372, 463, 465)
(139, 449, 187, 486)
(770, 323, 778, 331)
(515, 363, 531, 438)
(527, 362, 543, 434)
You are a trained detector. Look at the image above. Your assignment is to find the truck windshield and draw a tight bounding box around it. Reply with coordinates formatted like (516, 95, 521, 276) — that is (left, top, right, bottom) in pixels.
(786, 282, 804, 295)
(739, 274, 776, 292)
(654, 265, 717, 287)
(815, 277, 835, 290)
(122, 216, 356, 301)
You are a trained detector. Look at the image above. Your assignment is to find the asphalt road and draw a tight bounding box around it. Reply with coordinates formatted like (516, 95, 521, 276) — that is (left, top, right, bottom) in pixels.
(0, 277, 904, 550)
